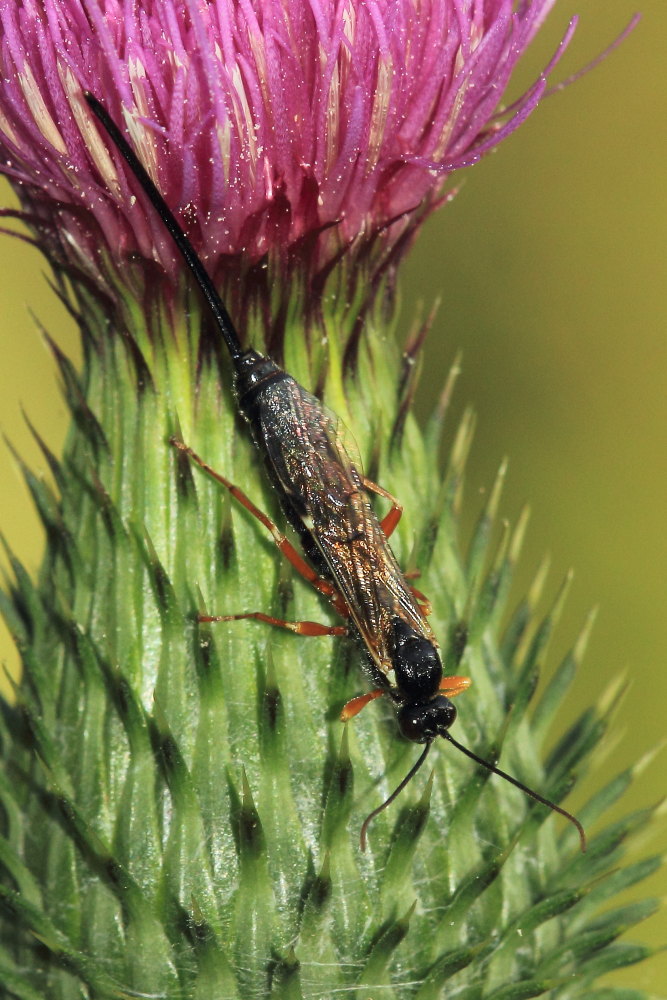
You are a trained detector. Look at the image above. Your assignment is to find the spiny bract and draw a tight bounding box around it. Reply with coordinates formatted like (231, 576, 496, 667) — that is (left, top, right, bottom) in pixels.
(0, 309, 658, 998)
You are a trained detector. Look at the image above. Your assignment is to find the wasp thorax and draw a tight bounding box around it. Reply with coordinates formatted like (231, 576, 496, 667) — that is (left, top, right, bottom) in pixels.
(389, 618, 442, 702)
(397, 696, 457, 743)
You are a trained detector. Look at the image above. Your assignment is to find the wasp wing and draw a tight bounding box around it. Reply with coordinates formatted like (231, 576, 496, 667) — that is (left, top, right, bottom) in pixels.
(258, 377, 434, 676)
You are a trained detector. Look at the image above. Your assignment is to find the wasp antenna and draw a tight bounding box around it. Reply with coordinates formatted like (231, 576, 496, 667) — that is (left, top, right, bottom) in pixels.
(360, 742, 431, 852)
(84, 92, 243, 362)
(442, 731, 587, 853)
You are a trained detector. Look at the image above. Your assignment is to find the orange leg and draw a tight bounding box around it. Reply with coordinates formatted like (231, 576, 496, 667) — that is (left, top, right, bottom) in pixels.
(199, 611, 347, 637)
(440, 675, 472, 698)
(362, 476, 403, 539)
(409, 586, 432, 616)
(340, 676, 471, 723)
(363, 479, 430, 609)
(171, 437, 337, 601)
(340, 689, 385, 721)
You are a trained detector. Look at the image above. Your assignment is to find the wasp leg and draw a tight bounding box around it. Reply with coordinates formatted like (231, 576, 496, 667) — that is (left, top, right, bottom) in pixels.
(362, 476, 403, 539)
(408, 586, 432, 616)
(340, 689, 385, 721)
(199, 611, 347, 637)
(439, 676, 472, 698)
(362, 479, 425, 593)
(170, 437, 337, 600)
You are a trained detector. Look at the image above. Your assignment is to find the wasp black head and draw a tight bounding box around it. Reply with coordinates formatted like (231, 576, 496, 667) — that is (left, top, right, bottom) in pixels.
(397, 696, 457, 744)
(389, 617, 442, 702)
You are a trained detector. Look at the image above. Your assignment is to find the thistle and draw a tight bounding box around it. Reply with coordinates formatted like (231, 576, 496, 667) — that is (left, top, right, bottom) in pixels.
(0, 3, 657, 999)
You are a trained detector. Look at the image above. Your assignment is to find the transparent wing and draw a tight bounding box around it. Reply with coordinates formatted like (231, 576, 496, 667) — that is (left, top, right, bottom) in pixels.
(259, 378, 433, 675)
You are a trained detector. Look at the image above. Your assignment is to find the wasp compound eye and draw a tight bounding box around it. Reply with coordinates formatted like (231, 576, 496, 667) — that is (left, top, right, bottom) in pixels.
(397, 696, 456, 743)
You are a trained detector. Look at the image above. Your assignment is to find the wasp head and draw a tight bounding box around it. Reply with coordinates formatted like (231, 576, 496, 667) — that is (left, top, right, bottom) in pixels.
(397, 696, 457, 743)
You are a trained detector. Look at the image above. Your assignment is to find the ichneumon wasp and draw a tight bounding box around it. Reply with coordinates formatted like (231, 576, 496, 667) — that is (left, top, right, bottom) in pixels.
(85, 93, 586, 852)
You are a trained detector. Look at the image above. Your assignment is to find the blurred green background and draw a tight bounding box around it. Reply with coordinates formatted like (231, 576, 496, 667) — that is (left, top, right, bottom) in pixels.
(0, 0, 664, 991)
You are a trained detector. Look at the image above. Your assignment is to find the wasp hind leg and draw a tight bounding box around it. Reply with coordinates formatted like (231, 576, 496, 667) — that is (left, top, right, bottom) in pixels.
(170, 437, 341, 602)
(363, 476, 425, 594)
(199, 611, 347, 637)
(170, 438, 353, 629)
(362, 476, 403, 539)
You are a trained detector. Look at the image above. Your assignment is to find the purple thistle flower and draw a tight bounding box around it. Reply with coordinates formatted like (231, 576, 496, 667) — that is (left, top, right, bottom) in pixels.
(0, 0, 573, 345)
